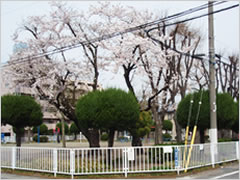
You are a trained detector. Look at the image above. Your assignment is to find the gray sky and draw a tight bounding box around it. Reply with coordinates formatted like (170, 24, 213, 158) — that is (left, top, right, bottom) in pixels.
(1, 1, 239, 91)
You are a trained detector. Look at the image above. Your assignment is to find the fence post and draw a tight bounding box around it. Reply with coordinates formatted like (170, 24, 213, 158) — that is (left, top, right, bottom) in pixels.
(236, 141, 239, 160)
(70, 149, 75, 179)
(53, 148, 58, 177)
(210, 143, 215, 168)
(12, 147, 16, 170)
(123, 148, 128, 178)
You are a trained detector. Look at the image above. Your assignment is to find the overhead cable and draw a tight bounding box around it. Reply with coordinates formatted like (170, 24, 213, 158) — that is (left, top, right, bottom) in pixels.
(7, 1, 231, 64)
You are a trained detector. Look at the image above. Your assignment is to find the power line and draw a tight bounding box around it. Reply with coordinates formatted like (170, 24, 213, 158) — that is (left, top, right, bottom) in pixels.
(146, 30, 239, 72)
(147, 4, 239, 35)
(146, 4, 239, 66)
(216, 58, 239, 71)
(6, 1, 229, 64)
(146, 31, 239, 72)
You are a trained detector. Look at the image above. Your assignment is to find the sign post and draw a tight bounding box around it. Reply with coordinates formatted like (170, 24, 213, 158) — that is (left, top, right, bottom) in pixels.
(1, 133, 5, 143)
(174, 148, 179, 175)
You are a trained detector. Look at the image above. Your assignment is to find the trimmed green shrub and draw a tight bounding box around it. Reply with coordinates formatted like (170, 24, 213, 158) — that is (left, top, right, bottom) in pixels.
(33, 135, 49, 142)
(163, 120, 173, 132)
(101, 133, 109, 141)
(48, 129, 54, 135)
(32, 124, 48, 135)
(163, 133, 172, 141)
(218, 138, 232, 142)
(56, 122, 69, 134)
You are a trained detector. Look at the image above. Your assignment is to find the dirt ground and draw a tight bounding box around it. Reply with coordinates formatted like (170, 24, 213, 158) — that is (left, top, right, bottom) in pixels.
(1, 139, 155, 148)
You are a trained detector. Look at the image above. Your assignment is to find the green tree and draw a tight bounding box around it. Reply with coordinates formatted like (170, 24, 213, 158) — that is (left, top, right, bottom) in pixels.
(76, 88, 140, 147)
(129, 111, 153, 146)
(177, 91, 236, 143)
(163, 120, 173, 134)
(33, 124, 48, 135)
(70, 122, 80, 140)
(216, 93, 236, 129)
(1, 95, 43, 146)
(231, 101, 239, 134)
(56, 122, 69, 134)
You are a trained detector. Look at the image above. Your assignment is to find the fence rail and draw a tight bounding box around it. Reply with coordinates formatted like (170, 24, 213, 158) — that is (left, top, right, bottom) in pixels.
(1, 142, 239, 178)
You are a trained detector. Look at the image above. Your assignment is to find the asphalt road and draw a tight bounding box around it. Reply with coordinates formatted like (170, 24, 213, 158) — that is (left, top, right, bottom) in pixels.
(215, 171, 239, 179)
(177, 161, 239, 179)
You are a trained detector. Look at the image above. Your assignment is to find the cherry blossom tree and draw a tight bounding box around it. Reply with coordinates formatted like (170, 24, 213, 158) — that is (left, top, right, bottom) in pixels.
(5, 2, 108, 147)
(215, 54, 239, 101)
(91, 2, 203, 144)
(90, 2, 163, 145)
(138, 20, 201, 144)
(5, 1, 207, 147)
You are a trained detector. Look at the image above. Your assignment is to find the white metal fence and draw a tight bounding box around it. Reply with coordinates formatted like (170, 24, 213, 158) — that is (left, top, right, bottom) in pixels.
(1, 142, 239, 178)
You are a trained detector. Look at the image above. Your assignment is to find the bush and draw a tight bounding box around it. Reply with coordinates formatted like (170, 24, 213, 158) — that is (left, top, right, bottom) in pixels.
(70, 122, 80, 135)
(101, 133, 109, 141)
(48, 129, 54, 135)
(163, 133, 172, 141)
(218, 138, 232, 142)
(56, 122, 69, 134)
(163, 120, 173, 132)
(32, 124, 48, 135)
(33, 135, 49, 142)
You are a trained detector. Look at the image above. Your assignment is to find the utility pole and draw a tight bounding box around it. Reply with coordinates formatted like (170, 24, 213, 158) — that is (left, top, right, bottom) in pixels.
(208, 2, 218, 147)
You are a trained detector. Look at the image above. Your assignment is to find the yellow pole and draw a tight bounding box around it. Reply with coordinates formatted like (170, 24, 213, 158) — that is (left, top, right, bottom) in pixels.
(184, 125, 197, 173)
(183, 126, 189, 168)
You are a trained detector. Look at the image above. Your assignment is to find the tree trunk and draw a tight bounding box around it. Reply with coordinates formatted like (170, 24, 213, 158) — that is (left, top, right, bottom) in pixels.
(199, 128, 205, 143)
(61, 117, 66, 148)
(195, 130, 201, 144)
(87, 129, 100, 148)
(74, 133, 77, 140)
(108, 130, 115, 147)
(15, 129, 22, 147)
(152, 103, 163, 145)
(123, 63, 136, 98)
(173, 112, 183, 143)
(131, 135, 142, 146)
(28, 127, 31, 143)
(75, 122, 100, 148)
